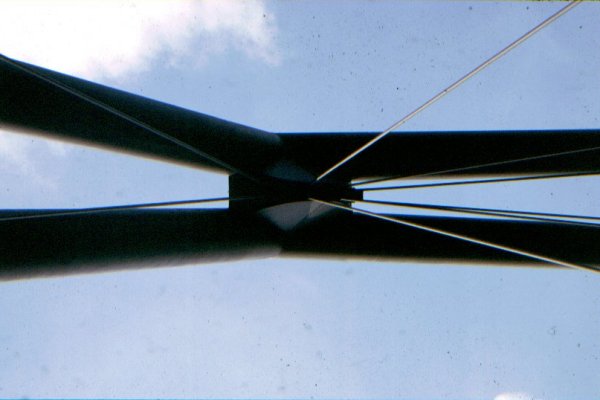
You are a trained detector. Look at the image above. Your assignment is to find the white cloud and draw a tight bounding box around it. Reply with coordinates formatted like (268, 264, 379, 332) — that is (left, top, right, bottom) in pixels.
(0, 130, 64, 189)
(494, 392, 538, 400)
(0, 0, 280, 80)
(0, 131, 35, 175)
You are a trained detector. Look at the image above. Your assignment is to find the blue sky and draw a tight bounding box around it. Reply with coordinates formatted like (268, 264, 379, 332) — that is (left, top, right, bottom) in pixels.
(1, 1, 599, 399)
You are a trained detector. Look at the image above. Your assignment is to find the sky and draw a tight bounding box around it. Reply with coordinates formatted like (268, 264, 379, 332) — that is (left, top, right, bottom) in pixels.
(1, 1, 600, 399)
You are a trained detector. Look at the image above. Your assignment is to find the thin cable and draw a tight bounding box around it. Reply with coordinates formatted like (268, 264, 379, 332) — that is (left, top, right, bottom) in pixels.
(352, 199, 600, 229)
(361, 171, 599, 192)
(354, 143, 600, 187)
(311, 198, 600, 274)
(357, 198, 600, 223)
(316, 1, 581, 183)
(0, 54, 256, 181)
(0, 196, 255, 223)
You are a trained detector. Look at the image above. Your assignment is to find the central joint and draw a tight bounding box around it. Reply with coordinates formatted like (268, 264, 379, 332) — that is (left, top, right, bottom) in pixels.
(229, 174, 362, 212)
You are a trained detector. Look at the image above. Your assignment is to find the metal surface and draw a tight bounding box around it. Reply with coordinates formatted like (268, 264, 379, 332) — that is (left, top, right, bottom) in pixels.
(0, 54, 282, 177)
(0, 209, 280, 281)
(2, 15, 600, 279)
(305, 200, 600, 273)
(279, 130, 600, 182)
(4, 203, 600, 281)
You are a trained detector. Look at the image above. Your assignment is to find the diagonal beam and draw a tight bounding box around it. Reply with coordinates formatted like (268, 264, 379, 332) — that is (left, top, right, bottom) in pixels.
(1, 54, 257, 181)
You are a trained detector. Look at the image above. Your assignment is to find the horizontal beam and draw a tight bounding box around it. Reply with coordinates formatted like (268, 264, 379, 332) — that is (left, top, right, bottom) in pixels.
(278, 130, 600, 182)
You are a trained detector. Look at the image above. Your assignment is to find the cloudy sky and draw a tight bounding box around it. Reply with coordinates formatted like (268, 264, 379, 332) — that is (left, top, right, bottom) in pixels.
(1, 1, 599, 399)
